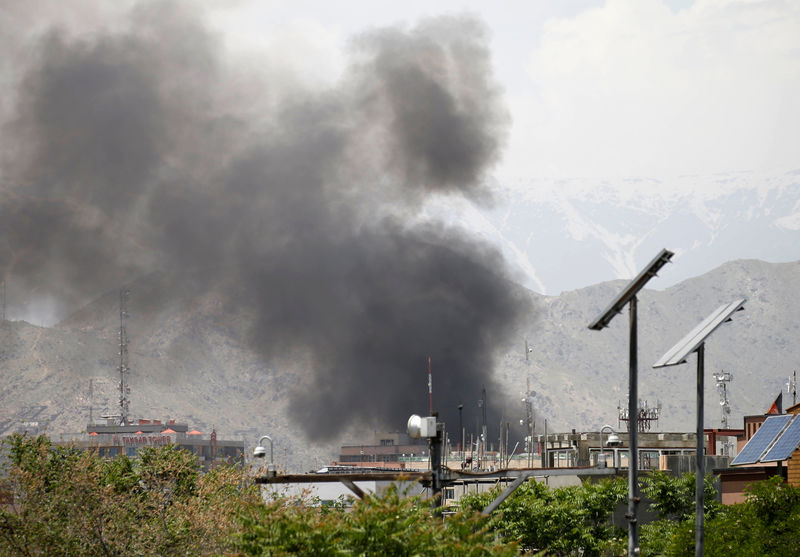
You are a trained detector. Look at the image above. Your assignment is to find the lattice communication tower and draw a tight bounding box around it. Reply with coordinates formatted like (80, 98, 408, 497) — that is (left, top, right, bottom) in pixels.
(118, 289, 131, 425)
(713, 371, 733, 429)
(618, 398, 662, 432)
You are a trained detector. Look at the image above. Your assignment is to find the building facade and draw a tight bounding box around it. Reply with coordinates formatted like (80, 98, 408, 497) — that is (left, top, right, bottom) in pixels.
(56, 418, 245, 470)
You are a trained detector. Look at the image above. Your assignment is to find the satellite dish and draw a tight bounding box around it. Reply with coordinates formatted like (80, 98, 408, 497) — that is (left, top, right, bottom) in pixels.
(407, 414, 423, 439)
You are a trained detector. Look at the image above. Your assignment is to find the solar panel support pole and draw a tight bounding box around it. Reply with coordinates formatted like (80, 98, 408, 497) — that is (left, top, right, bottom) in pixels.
(653, 298, 745, 557)
(628, 296, 640, 556)
(695, 342, 705, 557)
(588, 248, 674, 556)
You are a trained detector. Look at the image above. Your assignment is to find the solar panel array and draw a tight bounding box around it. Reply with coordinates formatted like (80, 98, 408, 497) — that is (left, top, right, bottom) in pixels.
(730, 415, 793, 466)
(762, 415, 800, 462)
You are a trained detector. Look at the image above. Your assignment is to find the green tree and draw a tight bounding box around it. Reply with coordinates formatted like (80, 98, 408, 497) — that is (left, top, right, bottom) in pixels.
(235, 484, 517, 556)
(0, 434, 260, 556)
(703, 477, 800, 557)
(639, 475, 800, 556)
(640, 471, 719, 521)
(460, 477, 627, 556)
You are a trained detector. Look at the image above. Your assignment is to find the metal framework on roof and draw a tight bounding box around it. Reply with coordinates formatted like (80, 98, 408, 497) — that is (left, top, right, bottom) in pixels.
(254, 466, 619, 511)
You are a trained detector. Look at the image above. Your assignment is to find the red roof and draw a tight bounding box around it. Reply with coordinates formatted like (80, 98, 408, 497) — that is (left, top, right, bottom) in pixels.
(187, 429, 202, 435)
(135, 431, 143, 434)
(161, 428, 177, 434)
(88, 432, 98, 436)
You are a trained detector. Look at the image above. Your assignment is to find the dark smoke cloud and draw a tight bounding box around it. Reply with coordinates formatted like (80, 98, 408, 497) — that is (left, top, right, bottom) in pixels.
(1, 1, 530, 439)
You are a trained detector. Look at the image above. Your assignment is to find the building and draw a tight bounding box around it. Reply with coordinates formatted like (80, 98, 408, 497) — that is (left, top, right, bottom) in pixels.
(715, 403, 800, 504)
(55, 417, 245, 470)
(336, 431, 429, 467)
(336, 428, 704, 476)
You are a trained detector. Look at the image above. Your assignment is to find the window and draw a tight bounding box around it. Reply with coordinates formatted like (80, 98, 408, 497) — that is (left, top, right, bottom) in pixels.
(380, 439, 395, 446)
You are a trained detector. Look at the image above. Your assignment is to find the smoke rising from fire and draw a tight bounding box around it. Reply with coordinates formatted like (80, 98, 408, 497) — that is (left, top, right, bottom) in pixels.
(0, 2, 531, 438)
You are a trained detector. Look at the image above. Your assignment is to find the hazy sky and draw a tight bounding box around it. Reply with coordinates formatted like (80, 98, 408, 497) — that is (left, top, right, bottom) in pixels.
(206, 0, 800, 182)
(2, 0, 798, 316)
(4, 0, 797, 185)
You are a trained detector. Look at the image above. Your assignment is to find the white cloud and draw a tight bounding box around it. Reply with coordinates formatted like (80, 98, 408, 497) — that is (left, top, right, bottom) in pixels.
(503, 0, 800, 181)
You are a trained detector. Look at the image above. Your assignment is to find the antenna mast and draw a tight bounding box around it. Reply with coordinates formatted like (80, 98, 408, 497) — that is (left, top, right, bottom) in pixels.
(478, 386, 487, 468)
(521, 377, 535, 468)
(618, 398, 662, 432)
(713, 371, 733, 429)
(118, 288, 130, 425)
(427, 356, 433, 415)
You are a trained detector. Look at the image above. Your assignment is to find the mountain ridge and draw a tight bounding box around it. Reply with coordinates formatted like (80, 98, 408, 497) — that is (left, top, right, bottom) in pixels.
(420, 170, 800, 295)
(1, 257, 797, 470)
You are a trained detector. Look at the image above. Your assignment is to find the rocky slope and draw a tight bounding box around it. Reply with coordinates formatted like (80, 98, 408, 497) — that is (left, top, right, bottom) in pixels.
(1, 259, 797, 470)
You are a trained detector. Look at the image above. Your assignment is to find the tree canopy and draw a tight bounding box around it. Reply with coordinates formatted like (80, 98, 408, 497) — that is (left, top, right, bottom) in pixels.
(2, 434, 799, 556)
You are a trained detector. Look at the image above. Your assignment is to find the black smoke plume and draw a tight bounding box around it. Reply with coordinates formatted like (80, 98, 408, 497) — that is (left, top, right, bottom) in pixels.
(1, 2, 530, 439)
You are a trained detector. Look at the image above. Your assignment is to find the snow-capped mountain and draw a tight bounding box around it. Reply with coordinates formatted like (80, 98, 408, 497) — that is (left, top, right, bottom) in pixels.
(422, 170, 800, 295)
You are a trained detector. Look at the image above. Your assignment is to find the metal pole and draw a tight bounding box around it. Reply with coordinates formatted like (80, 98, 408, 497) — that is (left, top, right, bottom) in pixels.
(528, 394, 534, 468)
(430, 420, 444, 511)
(696, 343, 705, 557)
(600, 431, 605, 467)
(458, 404, 463, 462)
(258, 435, 276, 477)
(543, 419, 548, 468)
(628, 296, 640, 556)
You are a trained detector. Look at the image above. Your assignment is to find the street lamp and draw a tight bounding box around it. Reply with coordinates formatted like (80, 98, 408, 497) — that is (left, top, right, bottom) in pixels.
(254, 435, 276, 477)
(599, 425, 622, 468)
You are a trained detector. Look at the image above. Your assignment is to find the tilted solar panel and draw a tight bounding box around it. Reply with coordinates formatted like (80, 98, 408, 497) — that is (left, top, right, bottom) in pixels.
(731, 415, 793, 466)
(761, 415, 800, 462)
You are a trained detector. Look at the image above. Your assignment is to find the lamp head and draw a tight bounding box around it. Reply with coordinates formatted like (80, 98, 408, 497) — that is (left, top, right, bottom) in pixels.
(253, 445, 267, 458)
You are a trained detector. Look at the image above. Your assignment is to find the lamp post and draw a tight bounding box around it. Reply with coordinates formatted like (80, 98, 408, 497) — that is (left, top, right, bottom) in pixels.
(599, 424, 621, 468)
(254, 435, 276, 477)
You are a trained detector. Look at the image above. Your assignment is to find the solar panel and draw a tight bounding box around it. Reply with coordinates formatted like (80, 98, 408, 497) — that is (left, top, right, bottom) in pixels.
(653, 299, 746, 368)
(761, 415, 800, 462)
(731, 415, 793, 465)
